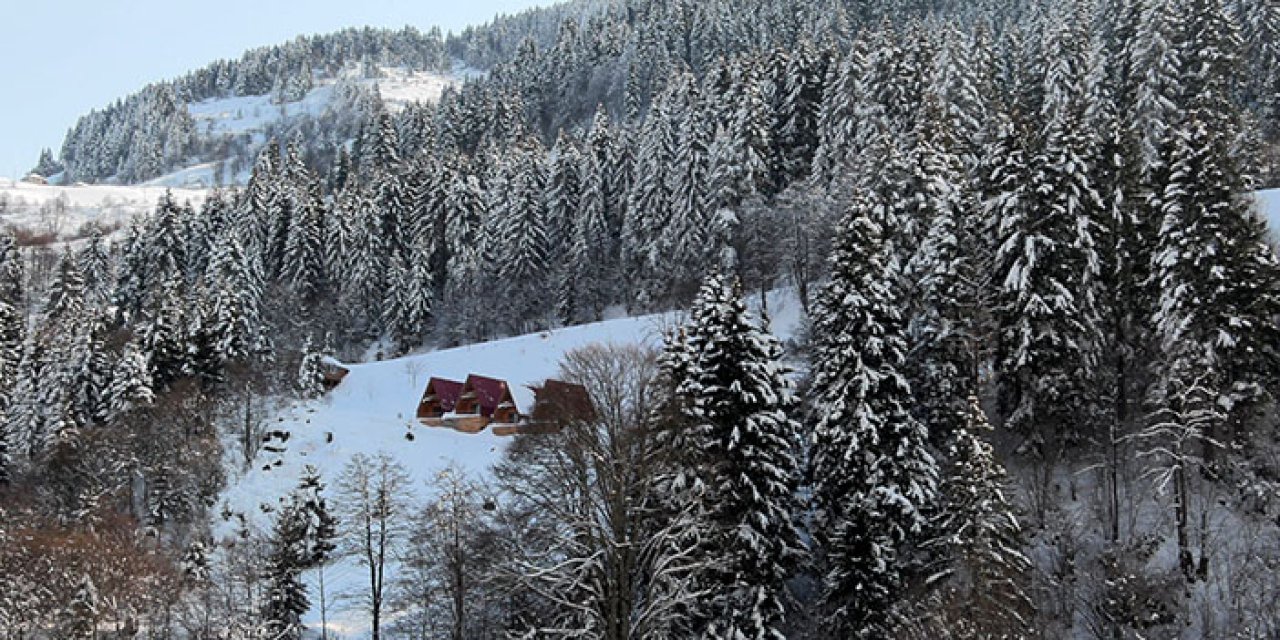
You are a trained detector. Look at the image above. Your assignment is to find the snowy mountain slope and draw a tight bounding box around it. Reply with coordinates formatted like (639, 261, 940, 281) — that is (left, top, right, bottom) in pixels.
(173, 66, 461, 187)
(0, 177, 207, 240)
(213, 289, 804, 637)
(183, 66, 459, 139)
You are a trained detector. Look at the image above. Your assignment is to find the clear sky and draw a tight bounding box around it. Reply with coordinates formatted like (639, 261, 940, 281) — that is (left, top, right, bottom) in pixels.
(0, 0, 553, 179)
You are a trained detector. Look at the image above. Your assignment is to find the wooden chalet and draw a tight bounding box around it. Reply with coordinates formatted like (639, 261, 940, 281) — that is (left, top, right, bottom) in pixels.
(413, 375, 594, 436)
(417, 377, 464, 426)
(320, 357, 350, 391)
(447, 374, 520, 433)
(493, 379, 594, 436)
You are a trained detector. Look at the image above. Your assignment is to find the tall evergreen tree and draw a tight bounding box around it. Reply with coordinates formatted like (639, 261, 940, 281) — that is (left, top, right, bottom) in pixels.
(674, 273, 804, 639)
(808, 194, 938, 638)
(658, 74, 713, 304)
(282, 181, 329, 305)
(992, 13, 1106, 450)
(906, 91, 981, 447)
(570, 126, 615, 322)
(622, 93, 676, 306)
(547, 133, 583, 323)
(262, 498, 312, 640)
(921, 397, 1032, 638)
(496, 141, 550, 332)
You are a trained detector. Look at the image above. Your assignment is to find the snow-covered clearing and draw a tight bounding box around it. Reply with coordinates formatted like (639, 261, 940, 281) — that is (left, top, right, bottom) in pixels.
(369, 67, 457, 107)
(0, 177, 207, 241)
(188, 85, 340, 139)
(213, 289, 804, 637)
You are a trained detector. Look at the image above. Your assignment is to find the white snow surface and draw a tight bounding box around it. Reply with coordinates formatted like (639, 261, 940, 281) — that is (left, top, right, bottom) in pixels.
(0, 178, 207, 239)
(188, 85, 340, 138)
(369, 67, 457, 108)
(1255, 188, 1280, 240)
(179, 66, 458, 185)
(213, 289, 804, 637)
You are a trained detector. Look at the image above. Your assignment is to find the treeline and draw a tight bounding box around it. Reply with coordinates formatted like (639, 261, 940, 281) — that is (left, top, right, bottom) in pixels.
(50, 0, 607, 185)
(55, 27, 455, 184)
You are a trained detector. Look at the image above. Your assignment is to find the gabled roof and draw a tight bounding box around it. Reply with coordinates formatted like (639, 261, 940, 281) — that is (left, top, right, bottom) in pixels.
(530, 379, 595, 423)
(462, 374, 514, 418)
(426, 377, 464, 412)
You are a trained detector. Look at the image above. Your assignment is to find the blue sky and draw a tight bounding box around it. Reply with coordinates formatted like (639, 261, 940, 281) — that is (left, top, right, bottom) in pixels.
(0, 0, 552, 178)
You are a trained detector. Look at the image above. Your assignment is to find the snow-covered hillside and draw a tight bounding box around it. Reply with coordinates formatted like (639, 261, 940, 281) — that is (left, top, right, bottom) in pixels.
(213, 290, 804, 637)
(172, 66, 462, 188)
(0, 178, 207, 241)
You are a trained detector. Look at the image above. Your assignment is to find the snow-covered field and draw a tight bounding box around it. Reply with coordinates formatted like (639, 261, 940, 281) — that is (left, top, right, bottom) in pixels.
(213, 290, 804, 637)
(188, 65, 457, 137)
(188, 85, 341, 139)
(0, 178, 207, 240)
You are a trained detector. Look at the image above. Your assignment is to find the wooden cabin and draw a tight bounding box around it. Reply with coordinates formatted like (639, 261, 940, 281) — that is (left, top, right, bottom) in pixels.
(417, 377, 464, 426)
(493, 380, 594, 436)
(319, 358, 350, 391)
(531, 380, 594, 425)
(449, 374, 520, 433)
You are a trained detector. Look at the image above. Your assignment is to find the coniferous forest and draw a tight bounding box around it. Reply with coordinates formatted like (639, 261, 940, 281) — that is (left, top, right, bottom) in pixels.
(4, 0, 1280, 637)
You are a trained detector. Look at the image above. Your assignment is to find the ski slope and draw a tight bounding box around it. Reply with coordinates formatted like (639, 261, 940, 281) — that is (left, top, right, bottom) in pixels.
(212, 290, 804, 637)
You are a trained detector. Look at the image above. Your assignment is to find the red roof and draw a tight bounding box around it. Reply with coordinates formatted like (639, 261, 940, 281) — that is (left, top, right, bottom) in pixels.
(463, 374, 514, 417)
(427, 377, 464, 412)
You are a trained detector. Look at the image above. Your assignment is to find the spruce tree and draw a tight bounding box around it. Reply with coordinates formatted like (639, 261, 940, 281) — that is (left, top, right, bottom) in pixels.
(282, 180, 328, 305)
(570, 131, 614, 322)
(381, 253, 432, 354)
(202, 232, 264, 367)
(100, 341, 154, 425)
(547, 133, 583, 324)
(622, 93, 676, 306)
(297, 336, 326, 399)
(808, 194, 938, 638)
(1150, 114, 1280, 438)
(139, 272, 192, 387)
(675, 273, 804, 639)
(923, 397, 1032, 638)
(992, 16, 1106, 450)
(658, 74, 712, 304)
(64, 573, 98, 639)
(906, 90, 980, 447)
(262, 498, 311, 640)
(442, 174, 489, 342)
(76, 230, 113, 310)
(0, 231, 24, 308)
(496, 141, 550, 332)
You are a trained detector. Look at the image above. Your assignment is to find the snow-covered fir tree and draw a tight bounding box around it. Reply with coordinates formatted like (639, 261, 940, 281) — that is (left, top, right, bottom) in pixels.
(671, 273, 804, 639)
(919, 396, 1032, 638)
(262, 497, 312, 639)
(296, 336, 326, 399)
(808, 192, 938, 638)
(991, 15, 1106, 450)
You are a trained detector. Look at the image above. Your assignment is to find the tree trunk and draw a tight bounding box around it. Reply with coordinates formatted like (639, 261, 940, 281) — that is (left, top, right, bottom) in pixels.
(452, 508, 465, 640)
(1109, 317, 1127, 545)
(1175, 463, 1193, 582)
(318, 564, 328, 640)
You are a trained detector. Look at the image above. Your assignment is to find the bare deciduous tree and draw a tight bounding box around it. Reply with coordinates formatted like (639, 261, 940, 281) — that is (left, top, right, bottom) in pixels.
(338, 452, 413, 640)
(494, 343, 706, 639)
